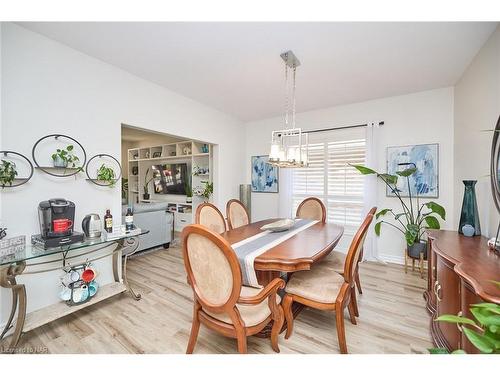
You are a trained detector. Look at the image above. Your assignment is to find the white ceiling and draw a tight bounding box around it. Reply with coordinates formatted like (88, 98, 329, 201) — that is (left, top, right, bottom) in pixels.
(18, 22, 497, 122)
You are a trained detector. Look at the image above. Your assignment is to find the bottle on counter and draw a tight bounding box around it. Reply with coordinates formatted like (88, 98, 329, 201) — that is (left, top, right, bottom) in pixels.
(125, 207, 134, 231)
(104, 209, 113, 233)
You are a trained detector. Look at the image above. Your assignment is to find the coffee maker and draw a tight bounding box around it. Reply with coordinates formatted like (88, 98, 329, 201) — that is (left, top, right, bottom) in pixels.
(33, 199, 84, 249)
(38, 198, 76, 238)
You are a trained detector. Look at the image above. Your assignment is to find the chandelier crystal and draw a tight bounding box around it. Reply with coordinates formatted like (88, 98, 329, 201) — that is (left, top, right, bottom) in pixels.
(267, 50, 308, 168)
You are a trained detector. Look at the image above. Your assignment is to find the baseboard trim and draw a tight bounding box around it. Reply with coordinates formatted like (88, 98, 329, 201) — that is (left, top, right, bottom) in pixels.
(377, 253, 405, 265)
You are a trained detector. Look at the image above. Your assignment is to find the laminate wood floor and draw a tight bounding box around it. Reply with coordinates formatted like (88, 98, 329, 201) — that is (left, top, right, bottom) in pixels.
(14, 246, 432, 354)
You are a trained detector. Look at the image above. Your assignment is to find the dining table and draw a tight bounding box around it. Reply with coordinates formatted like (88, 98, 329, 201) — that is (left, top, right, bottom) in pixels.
(220, 218, 344, 337)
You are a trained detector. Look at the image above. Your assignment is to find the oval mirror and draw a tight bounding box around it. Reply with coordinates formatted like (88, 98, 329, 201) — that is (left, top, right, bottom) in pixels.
(491, 115, 500, 212)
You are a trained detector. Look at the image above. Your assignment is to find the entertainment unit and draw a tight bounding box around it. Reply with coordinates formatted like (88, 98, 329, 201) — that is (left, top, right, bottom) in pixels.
(127, 140, 213, 234)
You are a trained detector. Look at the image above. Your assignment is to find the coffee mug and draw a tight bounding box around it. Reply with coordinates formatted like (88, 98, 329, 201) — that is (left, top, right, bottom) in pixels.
(81, 268, 96, 283)
(80, 285, 89, 302)
(59, 286, 71, 301)
(89, 281, 98, 297)
(72, 287, 83, 303)
(62, 270, 80, 286)
(53, 218, 73, 233)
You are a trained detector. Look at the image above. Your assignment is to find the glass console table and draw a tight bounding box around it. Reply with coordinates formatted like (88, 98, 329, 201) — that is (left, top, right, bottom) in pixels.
(0, 230, 149, 352)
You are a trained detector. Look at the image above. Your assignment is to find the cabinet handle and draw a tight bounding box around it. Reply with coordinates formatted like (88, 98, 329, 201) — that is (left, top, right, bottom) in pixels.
(434, 280, 442, 302)
(456, 311, 463, 333)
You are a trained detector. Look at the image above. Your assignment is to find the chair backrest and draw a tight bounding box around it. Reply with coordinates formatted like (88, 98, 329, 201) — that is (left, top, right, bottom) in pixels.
(296, 197, 326, 223)
(182, 224, 242, 312)
(343, 207, 376, 284)
(226, 199, 250, 230)
(195, 203, 227, 234)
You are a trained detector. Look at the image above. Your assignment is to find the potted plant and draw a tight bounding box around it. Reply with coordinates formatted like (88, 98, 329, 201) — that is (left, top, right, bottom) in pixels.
(143, 168, 154, 200)
(430, 280, 500, 354)
(0, 160, 18, 188)
(352, 164, 445, 259)
(194, 181, 213, 202)
(51, 145, 82, 170)
(122, 178, 129, 204)
(96, 164, 116, 187)
(185, 177, 193, 203)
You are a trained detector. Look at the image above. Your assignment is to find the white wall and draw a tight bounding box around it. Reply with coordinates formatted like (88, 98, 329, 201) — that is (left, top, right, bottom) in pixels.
(454, 26, 500, 238)
(0, 23, 244, 323)
(245, 87, 455, 264)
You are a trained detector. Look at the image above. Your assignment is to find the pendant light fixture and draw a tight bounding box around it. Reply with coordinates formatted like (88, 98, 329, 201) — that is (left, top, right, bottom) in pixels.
(267, 50, 308, 168)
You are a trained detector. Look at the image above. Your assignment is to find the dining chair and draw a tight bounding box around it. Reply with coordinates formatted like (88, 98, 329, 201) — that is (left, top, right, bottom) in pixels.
(282, 207, 376, 354)
(226, 199, 250, 230)
(195, 202, 227, 234)
(182, 224, 285, 354)
(296, 197, 326, 222)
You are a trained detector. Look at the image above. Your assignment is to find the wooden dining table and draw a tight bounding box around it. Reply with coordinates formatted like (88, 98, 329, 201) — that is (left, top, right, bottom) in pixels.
(220, 218, 344, 336)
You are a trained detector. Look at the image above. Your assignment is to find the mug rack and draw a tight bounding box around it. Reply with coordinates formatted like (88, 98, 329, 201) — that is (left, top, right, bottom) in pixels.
(61, 263, 98, 307)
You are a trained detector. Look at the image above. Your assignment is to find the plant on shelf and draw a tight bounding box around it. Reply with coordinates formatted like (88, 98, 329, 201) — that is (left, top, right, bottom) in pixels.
(51, 145, 82, 171)
(194, 180, 213, 202)
(185, 177, 193, 203)
(0, 159, 18, 188)
(429, 281, 500, 354)
(96, 164, 116, 187)
(122, 178, 129, 203)
(351, 164, 445, 258)
(143, 168, 154, 200)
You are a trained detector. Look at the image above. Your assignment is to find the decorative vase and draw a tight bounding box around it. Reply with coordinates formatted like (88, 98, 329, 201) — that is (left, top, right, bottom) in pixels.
(458, 180, 481, 236)
(143, 193, 150, 200)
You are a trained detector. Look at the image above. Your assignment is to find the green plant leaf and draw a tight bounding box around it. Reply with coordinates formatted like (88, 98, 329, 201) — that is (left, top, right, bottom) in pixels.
(462, 327, 494, 353)
(396, 167, 417, 177)
(405, 223, 419, 246)
(428, 347, 449, 354)
(66, 145, 73, 151)
(435, 315, 477, 326)
(451, 349, 466, 354)
(424, 215, 440, 229)
(374, 221, 381, 236)
(394, 213, 406, 221)
(379, 173, 398, 184)
(376, 209, 392, 219)
(350, 164, 377, 175)
(471, 307, 500, 327)
(424, 202, 446, 220)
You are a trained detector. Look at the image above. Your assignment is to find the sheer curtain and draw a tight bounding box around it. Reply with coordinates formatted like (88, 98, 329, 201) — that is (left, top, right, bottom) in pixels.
(362, 122, 381, 261)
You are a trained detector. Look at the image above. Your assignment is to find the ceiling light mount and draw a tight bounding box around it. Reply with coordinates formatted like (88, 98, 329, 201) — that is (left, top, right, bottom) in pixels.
(280, 50, 301, 68)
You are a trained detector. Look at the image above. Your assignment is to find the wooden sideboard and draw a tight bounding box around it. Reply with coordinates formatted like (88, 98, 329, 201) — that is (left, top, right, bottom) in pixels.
(424, 230, 500, 353)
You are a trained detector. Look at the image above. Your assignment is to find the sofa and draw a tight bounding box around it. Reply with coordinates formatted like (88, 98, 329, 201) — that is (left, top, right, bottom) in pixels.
(122, 203, 173, 252)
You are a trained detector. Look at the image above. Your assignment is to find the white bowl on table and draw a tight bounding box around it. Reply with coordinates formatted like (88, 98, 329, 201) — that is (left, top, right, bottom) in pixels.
(260, 219, 296, 232)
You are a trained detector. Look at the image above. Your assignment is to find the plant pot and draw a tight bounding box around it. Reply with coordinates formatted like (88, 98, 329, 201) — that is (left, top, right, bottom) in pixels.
(186, 196, 192, 203)
(407, 241, 427, 260)
(143, 193, 150, 200)
(53, 155, 68, 168)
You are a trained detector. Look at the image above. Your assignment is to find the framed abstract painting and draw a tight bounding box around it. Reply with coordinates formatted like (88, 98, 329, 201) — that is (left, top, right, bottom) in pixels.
(251, 155, 279, 193)
(386, 143, 439, 198)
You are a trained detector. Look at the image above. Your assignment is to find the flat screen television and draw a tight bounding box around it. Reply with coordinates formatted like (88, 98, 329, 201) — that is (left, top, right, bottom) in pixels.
(152, 163, 188, 195)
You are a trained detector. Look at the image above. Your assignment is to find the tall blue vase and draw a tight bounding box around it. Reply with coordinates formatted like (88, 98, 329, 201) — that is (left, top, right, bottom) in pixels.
(458, 180, 481, 236)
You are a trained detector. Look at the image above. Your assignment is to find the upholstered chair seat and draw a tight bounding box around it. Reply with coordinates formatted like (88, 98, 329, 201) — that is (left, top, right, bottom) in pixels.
(285, 264, 345, 304)
(204, 286, 281, 327)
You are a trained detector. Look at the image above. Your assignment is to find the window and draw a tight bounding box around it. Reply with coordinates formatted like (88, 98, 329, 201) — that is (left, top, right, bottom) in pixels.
(292, 128, 366, 247)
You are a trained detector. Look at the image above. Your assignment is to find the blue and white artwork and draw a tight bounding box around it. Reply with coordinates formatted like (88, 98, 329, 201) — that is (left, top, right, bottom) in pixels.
(386, 143, 439, 198)
(251, 155, 279, 193)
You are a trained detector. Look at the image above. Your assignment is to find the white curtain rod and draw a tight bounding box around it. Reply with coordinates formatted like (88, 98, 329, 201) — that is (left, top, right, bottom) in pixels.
(303, 121, 384, 134)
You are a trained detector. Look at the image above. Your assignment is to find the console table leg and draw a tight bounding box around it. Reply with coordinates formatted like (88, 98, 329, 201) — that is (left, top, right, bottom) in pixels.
(117, 236, 142, 301)
(0, 262, 27, 352)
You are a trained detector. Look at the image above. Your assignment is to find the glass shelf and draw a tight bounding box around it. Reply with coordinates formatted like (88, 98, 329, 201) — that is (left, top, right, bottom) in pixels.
(0, 230, 149, 266)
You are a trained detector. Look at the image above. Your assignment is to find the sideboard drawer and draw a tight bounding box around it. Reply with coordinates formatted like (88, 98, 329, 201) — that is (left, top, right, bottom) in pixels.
(175, 213, 192, 232)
